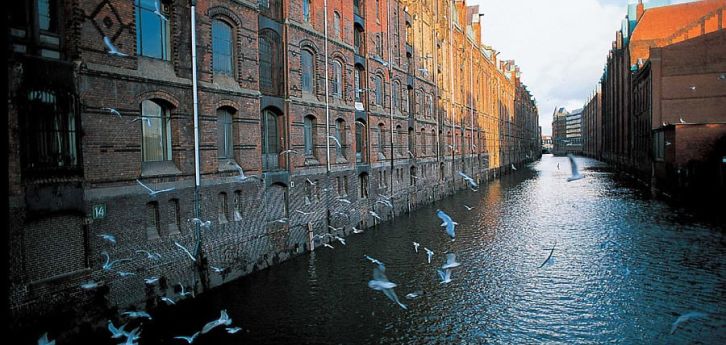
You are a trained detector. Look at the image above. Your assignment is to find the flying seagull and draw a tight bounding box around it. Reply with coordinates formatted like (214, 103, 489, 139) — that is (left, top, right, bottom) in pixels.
(464, 205, 473, 211)
(364, 255, 385, 268)
(130, 116, 152, 127)
(160, 296, 176, 305)
(295, 209, 314, 216)
(566, 154, 584, 182)
(189, 217, 212, 229)
(538, 242, 556, 268)
(226, 327, 242, 334)
(81, 280, 99, 290)
(210, 265, 226, 273)
(323, 243, 334, 249)
(122, 310, 152, 320)
(100, 107, 122, 118)
(376, 199, 394, 208)
(305, 178, 317, 185)
(511, 163, 517, 171)
(352, 226, 364, 233)
(441, 253, 461, 269)
(101, 252, 131, 271)
(227, 161, 262, 182)
(679, 116, 687, 124)
(178, 283, 194, 298)
(202, 309, 233, 334)
(279, 149, 298, 156)
(405, 290, 424, 299)
(153, 0, 168, 22)
(174, 331, 200, 344)
(117, 271, 135, 277)
(436, 210, 458, 241)
(107, 320, 128, 339)
(144, 276, 159, 285)
(103, 36, 128, 56)
(338, 198, 352, 204)
(136, 249, 161, 260)
(367, 266, 407, 309)
(369, 211, 382, 221)
(437, 268, 453, 284)
(136, 179, 175, 196)
(98, 233, 117, 245)
(424, 247, 434, 264)
(122, 326, 142, 344)
(458, 171, 479, 191)
(670, 311, 708, 335)
(328, 135, 342, 148)
(38, 332, 56, 345)
(412, 242, 420, 253)
(174, 241, 196, 262)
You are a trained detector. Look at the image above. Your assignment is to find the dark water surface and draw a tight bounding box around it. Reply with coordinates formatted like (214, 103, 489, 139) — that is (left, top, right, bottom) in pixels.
(38, 155, 726, 344)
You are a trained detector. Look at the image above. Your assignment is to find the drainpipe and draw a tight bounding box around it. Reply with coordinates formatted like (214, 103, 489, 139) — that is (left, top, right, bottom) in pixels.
(448, 1, 455, 189)
(324, 0, 331, 173)
(469, 42, 474, 174)
(190, 0, 205, 289)
(387, 0, 395, 217)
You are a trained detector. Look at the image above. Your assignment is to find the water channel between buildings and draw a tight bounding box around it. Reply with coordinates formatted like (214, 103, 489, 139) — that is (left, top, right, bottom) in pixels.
(33, 155, 726, 344)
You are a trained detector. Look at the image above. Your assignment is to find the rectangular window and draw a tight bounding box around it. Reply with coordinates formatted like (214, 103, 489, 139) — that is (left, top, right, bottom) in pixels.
(212, 20, 234, 75)
(359, 174, 369, 199)
(146, 201, 161, 240)
(304, 116, 315, 156)
(303, 0, 310, 22)
(233, 190, 243, 221)
(301, 50, 314, 93)
(218, 192, 228, 224)
(168, 198, 181, 235)
(344, 176, 349, 196)
(141, 100, 172, 162)
(217, 109, 234, 159)
(136, 0, 170, 60)
(654, 131, 664, 160)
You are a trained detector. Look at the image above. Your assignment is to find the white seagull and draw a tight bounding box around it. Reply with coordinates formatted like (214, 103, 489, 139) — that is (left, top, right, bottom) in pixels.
(424, 247, 434, 264)
(189, 218, 212, 229)
(279, 149, 298, 156)
(122, 310, 152, 320)
(144, 276, 159, 285)
(566, 154, 584, 182)
(458, 171, 479, 191)
(679, 116, 687, 124)
(178, 282, 194, 298)
(210, 265, 226, 273)
(323, 243, 334, 249)
(437, 268, 453, 284)
(135, 249, 161, 260)
(405, 290, 424, 299)
(129, 116, 152, 127)
(511, 163, 517, 171)
(136, 179, 175, 196)
(436, 209, 458, 241)
(81, 280, 99, 290)
(101, 252, 131, 271)
(98, 233, 117, 244)
(464, 205, 473, 211)
(367, 266, 407, 309)
(369, 211, 382, 221)
(117, 271, 135, 277)
(412, 242, 420, 253)
(327, 135, 342, 148)
(174, 241, 196, 262)
(153, 0, 168, 22)
(376, 199, 393, 208)
(38, 332, 56, 345)
(160, 296, 176, 305)
(670, 311, 708, 335)
(227, 161, 262, 182)
(201, 309, 233, 334)
(352, 226, 364, 234)
(441, 253, 461, 269)
(103, 36, 128, 56)
(107, 320, 128, 339)
(174, 331, 200, 344)
(100, 107, 122, 118)
(295, 209, 314, 216)
(226, 327, 242, 334)
(364, 255, 385, 268)
(338, 198, 352, 204)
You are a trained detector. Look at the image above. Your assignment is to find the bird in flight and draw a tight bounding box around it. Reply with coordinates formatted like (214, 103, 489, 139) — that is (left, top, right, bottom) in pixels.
(295, 209, 314, 216)
(210, 265, 226, 273)
(679, 116, 687, 124)
(174, 331, 200, 344)
(566, 154, 584, 182)
(122, 310, 152, 320)
(102, 252, 131, 271)
(226, 327, 242, 334)
(103, 36, 128, 56)
(441, 253, 461, 269)
(136, 179, 175, 196)
(129, 115, 152, 128)
(227, 161, 262, 182)
(369, 211, 382, 221)
(174, 241, 196, 262)
(367, 266, 407, 309)
(328, 135, 342, 148)
(405, 290, 424, 299)
(338, 198, 352, 204)
(136, 249, 161, 260)
(107, 320, 128, 339)
(189, 218, 212, 229)
(670, 311, 708, 335)
(153, 0, 168, 22)
(352, 226, 364, 233)
(144, 276, 159, 285)
(458, 171, 479, 191)
(437, 268, 453, 284)
(98, 233, 116, 245)
(538, 242, 557, 268)
(436, 210, 458, 241)
(464, 205, 473, 211)
(100, 107, 122, 118)
(38, 332, 56, 345)
(305, 178, 317, 185)
(364, 255, 385, 268)
(178, 282, 194, 298)
(279, 149, 298, 156)
(412, 242, 420, 253)
(424, 247, 434, 264)
(161, 296, 176, 305)
(376, 199, 393, 208)
(323, 243, 334, 249)
(81, 280, 99, 290)
(202, 309, 233, 334)
(511, 163, 517, 171)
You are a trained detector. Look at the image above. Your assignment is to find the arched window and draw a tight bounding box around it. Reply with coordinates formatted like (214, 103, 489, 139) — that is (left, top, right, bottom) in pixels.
(304, 115, 316, 157)
(262, 108, 282, 171)
(334, 11, 341, 39)
(136, 0, 170, 60)
(420, 128, 426, 154)
(358, 173, 369, 199)
(427, 94, 434, 118)
(259, 30, 281, 95)
(217, 108, 234, 159)
(392, 81, 400, 111)
(301, 49, 314, 94)
(212, 19, 234, 75)
(141, 99, 172, 162)
(374, 75, 383, 105)
(303, 0, 311, 22)
(354, 24, 364, 55)
(335, 119, 346, 158)
(332, 60, 343, 98)
(375, 35, 382, 56)
(355, 120, 367, 163)
(408, 127, 415, 156)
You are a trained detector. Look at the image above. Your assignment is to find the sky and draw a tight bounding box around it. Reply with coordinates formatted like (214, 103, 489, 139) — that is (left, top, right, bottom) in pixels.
(471, 0, 697, 135)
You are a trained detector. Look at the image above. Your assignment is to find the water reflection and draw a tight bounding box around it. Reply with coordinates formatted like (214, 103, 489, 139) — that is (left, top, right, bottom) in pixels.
(41, 155, 726, 344)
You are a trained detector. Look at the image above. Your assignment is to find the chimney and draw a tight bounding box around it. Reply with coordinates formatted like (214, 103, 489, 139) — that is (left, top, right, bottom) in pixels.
(636, 0, 644, 21)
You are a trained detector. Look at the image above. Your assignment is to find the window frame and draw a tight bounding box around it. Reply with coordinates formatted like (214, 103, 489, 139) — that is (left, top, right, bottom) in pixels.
(141, 99, 173, 162)
(212, 18, 235, 76)
(135, 0, 171, 60)
(217, 108, 234, 160)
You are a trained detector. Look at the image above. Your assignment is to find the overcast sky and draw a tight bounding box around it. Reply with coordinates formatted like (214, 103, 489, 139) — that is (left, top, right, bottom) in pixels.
(471, 0, 696, 135)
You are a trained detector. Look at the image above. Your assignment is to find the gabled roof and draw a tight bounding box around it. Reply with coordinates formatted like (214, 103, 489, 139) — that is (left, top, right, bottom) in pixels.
(630, 0, 725, 42)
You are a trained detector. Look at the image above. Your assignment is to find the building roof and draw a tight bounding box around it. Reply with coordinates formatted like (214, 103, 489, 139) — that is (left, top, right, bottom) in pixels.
(630, 0, 726, 42)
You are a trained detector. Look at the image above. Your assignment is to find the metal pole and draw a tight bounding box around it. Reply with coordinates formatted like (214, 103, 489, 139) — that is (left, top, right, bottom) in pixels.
(387, 0, 394, 215)
(324, 0, 331, 173)
(449, 1, 455, 189)
(190, 0, 202, 258)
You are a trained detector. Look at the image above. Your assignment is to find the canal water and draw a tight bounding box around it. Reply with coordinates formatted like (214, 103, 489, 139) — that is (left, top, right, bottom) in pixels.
(34, 155, 726, 344)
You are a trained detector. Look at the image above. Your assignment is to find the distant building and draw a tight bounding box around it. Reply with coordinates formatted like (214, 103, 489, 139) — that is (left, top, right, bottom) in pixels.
(542, 135, 553, 153)
(565, 108, 583, 154)
(582, 85, 602, 159)
(552, 107, 569, 155)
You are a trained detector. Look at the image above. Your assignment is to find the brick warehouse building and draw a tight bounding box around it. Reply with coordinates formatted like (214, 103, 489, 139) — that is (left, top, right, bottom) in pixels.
(7, 0, 539, 328)
(598, 0, 726, 190)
